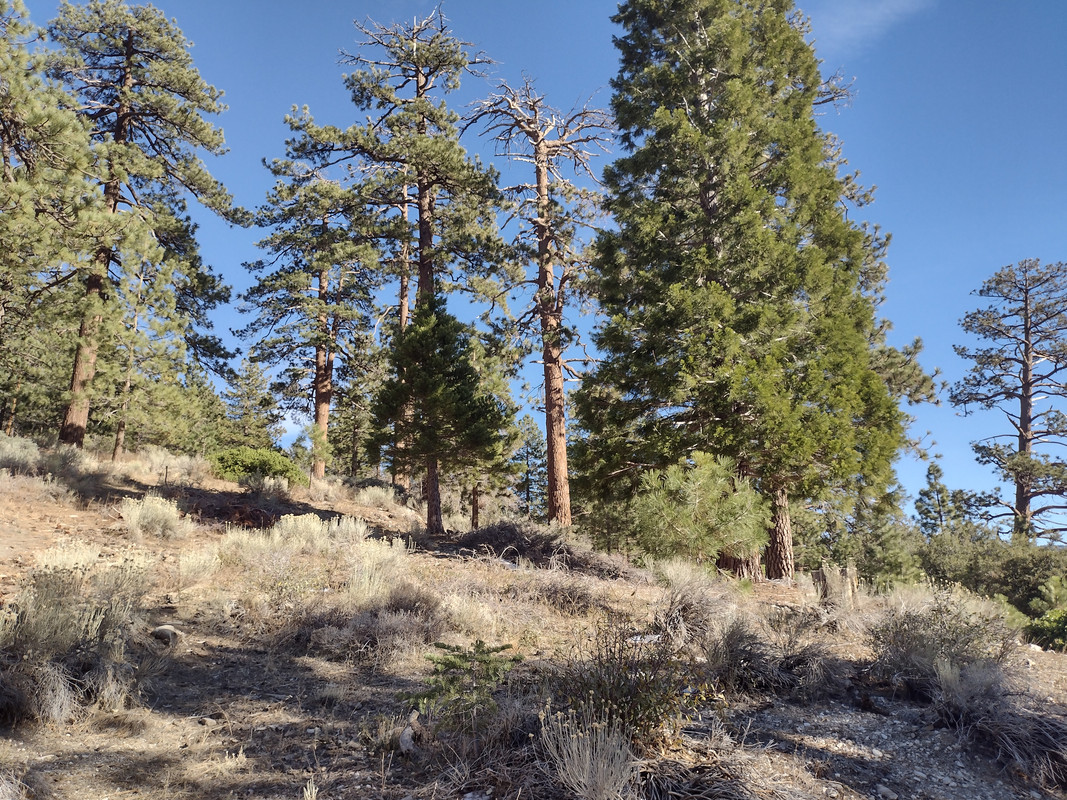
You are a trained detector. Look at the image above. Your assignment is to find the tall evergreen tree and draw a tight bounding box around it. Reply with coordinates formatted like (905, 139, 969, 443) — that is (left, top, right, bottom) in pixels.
(511, 414, 548, 520)
(950, 259, 1067, 542)
(0, 1, 107, 436)
(574, 0, 917, 579)
(46, 0, 234, 446)
(240, 136, 384, 479)
(288, 10, 513, 509)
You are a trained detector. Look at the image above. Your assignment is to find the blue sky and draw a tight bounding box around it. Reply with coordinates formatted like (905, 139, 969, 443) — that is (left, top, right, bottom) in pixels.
(21, 0, 1067, 515)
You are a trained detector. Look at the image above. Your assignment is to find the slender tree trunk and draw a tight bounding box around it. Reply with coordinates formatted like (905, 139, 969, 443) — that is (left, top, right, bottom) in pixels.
(111, 303, 141, 462)
(425, 456, 443, 535)
(534, 146, 572, 526)
(1014, 293, 1034, 542)
(470, 482, 480, 530)
(765, 487, 795, 580)
(311, 264, 336, 480)
(4, 377, 21, 436)
(312, 342, 332, 480)
(394, 185, 412, 490)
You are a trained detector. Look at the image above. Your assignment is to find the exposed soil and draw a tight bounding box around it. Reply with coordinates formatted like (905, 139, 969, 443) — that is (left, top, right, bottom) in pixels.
(0, 467, 1065, 800)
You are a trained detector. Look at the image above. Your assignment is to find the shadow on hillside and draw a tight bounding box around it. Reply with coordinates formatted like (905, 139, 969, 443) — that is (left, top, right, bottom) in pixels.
(118, 634, 428, 798)
(59, 468, 347, 530)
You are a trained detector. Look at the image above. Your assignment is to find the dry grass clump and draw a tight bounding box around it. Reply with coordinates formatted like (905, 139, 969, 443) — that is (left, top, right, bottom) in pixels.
(550, 614, 690, 750)
(161, 547, 219, 593)
(304, 577, 453, 666)
(217, 518, 431, 661)
(0, 770, 31, 800)
(867, 587, 1067, 787)
(239, 473, 291, 501)
(509, 571, 600, 616)
(136, 446, 212, 487)
(458, 520, 638, 580)
(0, 433, 40, 474)
(868, 587, 1016, 699)
(0, 551, 154, 725)
(540, 702, 638, 800)
(303, 476, 347, 504)
(349, 482, 404, 511)
(0, 472, 73, 505)
(120, 494, 192, 539)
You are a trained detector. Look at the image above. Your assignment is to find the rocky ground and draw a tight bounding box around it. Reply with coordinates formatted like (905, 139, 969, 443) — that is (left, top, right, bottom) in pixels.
(0, 464, 1065, 800)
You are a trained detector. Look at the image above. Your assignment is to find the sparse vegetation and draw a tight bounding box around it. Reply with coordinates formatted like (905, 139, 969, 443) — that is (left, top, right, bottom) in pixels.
(0, 550, 153, 724)
(120, 494, 192, 539)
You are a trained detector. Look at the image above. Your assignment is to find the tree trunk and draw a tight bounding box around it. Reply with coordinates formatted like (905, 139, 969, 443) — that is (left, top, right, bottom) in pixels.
(717, 549, 761, 581)
(4, 378, 20, 436)
(393, 186, 412, 490)
(535, 144, 572, 525)
(59, 34, 133, 448)
(424, 456, 444, 535)
(312, 266, 335, 480)
(470, 481, 480, 530)
(59, 267, 105, 447)
(1014, 293, 1034, 542)
(765, 487, 795, 580)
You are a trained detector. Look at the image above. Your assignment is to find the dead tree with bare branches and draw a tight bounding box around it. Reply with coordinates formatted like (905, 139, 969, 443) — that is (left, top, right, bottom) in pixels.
(470, 79, 611, 526)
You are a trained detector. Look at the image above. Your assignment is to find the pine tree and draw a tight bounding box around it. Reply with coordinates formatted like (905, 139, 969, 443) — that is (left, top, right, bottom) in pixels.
(370, 296, 513, 535)
(574, 0, 916, 579)
(0, 1, 106, 436)
(220, 359, 284, 450)
(950, 259, 1067, 542)
(46, 0, 234, 446)
(240, 132, 384, 479)
(323, 11, 512, 508)
(511, 415, 548, 520)
(630, 453, 769, 564)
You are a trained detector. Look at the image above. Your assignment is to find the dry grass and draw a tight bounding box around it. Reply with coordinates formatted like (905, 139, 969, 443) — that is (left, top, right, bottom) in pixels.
(3, 478, 1065, 799)
(540, 702, 638, 800)
(121, 494, 193, 540)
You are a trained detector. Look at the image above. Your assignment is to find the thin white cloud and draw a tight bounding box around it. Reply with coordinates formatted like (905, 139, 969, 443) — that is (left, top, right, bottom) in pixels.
(801, 0, 936, 59)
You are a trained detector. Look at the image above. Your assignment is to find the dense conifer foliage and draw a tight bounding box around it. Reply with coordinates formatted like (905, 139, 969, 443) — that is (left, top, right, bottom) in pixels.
(573, 0, 929, 577)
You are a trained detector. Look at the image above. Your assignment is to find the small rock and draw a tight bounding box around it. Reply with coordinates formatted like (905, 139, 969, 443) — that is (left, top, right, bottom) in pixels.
(875, 785, 897, 800)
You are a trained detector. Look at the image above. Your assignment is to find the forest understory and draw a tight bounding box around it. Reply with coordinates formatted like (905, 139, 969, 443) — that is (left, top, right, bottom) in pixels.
(1, 453, 1065, 800)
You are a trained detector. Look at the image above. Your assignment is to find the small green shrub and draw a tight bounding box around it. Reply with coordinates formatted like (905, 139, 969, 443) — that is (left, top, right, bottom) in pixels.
(409, 640, 522, 734)
(210, 447, 309, 487)
(1026, 608, 1067, 651)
